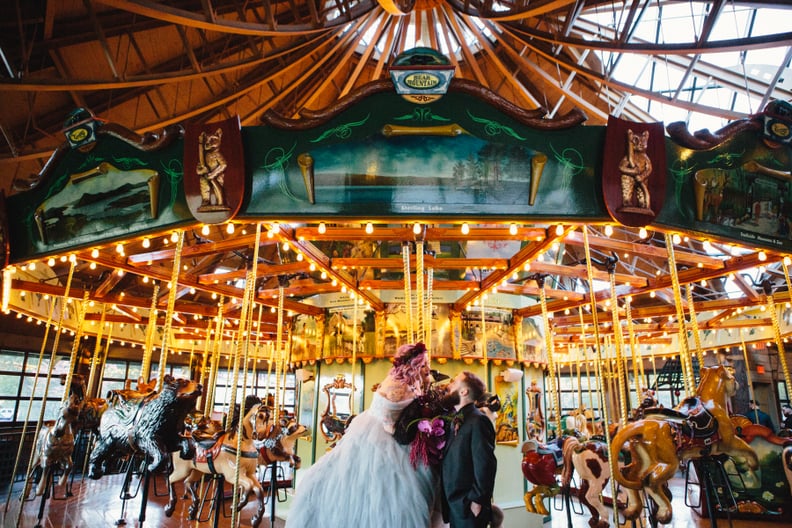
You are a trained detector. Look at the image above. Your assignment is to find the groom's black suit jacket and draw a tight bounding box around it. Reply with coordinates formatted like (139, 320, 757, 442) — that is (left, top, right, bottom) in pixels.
(440, 402, 497, 526)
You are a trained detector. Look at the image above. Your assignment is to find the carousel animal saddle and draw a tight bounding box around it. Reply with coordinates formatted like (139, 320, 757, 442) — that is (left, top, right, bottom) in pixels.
(521, 437, 567, 487)
(537, 438, 565, 466)
(193, 435, 225, 467)
(644, 397, 719, 446)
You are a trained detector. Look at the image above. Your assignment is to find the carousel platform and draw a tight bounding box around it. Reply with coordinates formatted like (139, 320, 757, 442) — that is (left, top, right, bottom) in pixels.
(0, 472, 784, 528)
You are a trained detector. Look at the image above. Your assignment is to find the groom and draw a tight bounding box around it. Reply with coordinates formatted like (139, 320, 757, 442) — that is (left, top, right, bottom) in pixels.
(440, 371, 497, 528)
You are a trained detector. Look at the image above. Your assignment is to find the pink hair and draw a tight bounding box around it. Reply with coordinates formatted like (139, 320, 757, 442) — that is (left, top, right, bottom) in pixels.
(389, 342, 428, 387)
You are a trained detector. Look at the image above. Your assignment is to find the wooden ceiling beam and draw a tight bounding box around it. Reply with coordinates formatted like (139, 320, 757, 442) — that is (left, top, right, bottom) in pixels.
(561, 230, 724, 269)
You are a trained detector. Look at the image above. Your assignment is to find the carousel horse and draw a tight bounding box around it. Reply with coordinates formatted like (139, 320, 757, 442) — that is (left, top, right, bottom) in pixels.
(257, 410, 308, 469)
(166, 401, 273, 527)
(522, 433, 622, 527)
(521, 437, 565, 515)
(27, 394, 81, 497)
(610, 365, 759, 524)
(559, 436, 631, 528)
(88, 375, 202, 479)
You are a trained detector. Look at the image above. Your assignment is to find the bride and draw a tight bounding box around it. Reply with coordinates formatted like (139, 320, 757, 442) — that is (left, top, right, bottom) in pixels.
(285, 342, 439, 528)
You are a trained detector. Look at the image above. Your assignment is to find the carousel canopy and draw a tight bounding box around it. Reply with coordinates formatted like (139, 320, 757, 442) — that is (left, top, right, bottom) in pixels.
(1, 1, 792, 362)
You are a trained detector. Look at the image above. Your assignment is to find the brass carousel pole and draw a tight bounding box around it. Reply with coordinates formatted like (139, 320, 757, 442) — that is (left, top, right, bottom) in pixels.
(402, 243, 414, 343)
(86, 303, 107, 399)
(582, 226, 618, 526)
(17, 259, 76, 526)
(579, 308, 595, 425)
(61, 291, 90, 404)
(535, 275, 561, 438)
(606, 256, 628, 426)
(416, 240, 425, 343)
(624, 296, 643, 405)
(156, 230, 184, 392)
(664, 233, 696, 397)
(480, 296, 487, 364)
(140, 283, 160, 383)
(763, 280, 792, 398)
(426, 268, 433, 357)
(197, 318, 213, 411)
(273, 286, 285, 419)
(739, 328, 757, 416)
(351, 293, 358, 414)
(204, 298, 225, 417)
(777, 260, 792, 392)
(4, 294, 55, 513)
(686, 284, 705, 369)
(230, 222, 261, 528)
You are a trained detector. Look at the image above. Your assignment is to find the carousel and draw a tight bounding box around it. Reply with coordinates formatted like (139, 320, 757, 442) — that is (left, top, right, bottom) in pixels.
(2, 45, 792, 528)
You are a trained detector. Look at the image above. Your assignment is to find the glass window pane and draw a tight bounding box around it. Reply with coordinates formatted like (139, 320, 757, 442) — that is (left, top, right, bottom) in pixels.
(170, 365, 190, 378)
(101, 380, 126, 398)
(0, 374, 21, 397)
(0, 400, 15, 421)
(0, 352, 24, 372)
(25, 358, 52, 374)
(102, 361, 127, 380)
(21, 377, 66, 399)
(127, 363, 141, 380)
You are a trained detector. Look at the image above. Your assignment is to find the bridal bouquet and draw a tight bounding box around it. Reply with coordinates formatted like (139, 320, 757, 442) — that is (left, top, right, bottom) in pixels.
(393, 387, 456, 468)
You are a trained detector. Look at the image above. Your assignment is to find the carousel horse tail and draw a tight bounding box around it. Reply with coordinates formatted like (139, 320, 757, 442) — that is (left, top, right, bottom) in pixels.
(609, 420, 648, 490)
(560, 436, 579, 489)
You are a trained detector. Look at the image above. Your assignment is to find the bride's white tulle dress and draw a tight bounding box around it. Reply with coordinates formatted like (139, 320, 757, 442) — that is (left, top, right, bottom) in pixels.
(285, 392, 436, 528)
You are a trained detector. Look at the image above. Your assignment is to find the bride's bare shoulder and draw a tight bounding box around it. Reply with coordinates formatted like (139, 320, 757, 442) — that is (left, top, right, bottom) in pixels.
(377, 375, 413, 402)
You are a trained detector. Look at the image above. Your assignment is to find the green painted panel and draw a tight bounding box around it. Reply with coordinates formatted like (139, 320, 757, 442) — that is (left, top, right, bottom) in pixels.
(7, 134, 190, 261)
(241, 91, 608, 220)
(656, 129, 792, 252)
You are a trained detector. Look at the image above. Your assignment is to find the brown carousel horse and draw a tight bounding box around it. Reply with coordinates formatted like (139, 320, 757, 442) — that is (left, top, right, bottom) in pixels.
(166, 400, 272, 528)
(27, 394, 81, 497)
(610, 365, 759, 524)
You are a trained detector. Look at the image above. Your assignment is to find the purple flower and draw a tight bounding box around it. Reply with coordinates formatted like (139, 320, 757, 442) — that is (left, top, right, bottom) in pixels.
(417, 419, 433, 434)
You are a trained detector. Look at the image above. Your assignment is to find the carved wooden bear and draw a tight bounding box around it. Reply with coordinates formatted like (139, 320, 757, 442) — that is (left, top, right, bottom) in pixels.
(88, 375, 202, 479)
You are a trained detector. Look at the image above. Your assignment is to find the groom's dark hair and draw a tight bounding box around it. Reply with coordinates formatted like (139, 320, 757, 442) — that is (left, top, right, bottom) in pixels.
(461, 371, 487, 402)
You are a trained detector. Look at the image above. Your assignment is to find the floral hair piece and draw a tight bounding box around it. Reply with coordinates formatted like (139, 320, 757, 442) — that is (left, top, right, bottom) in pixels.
(393, 342, 427, 368)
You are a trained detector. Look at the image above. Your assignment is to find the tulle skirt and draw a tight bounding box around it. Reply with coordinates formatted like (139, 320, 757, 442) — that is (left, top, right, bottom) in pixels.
(285, 408, 437, 528)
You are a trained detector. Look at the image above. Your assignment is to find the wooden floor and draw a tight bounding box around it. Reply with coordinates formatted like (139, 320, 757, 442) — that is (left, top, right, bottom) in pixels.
(0, 471, 287, 528)
(0, 472, 787, 528)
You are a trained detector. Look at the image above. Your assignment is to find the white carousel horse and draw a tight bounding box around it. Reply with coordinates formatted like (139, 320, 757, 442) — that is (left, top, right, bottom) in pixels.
(27, 394, 81, 497)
